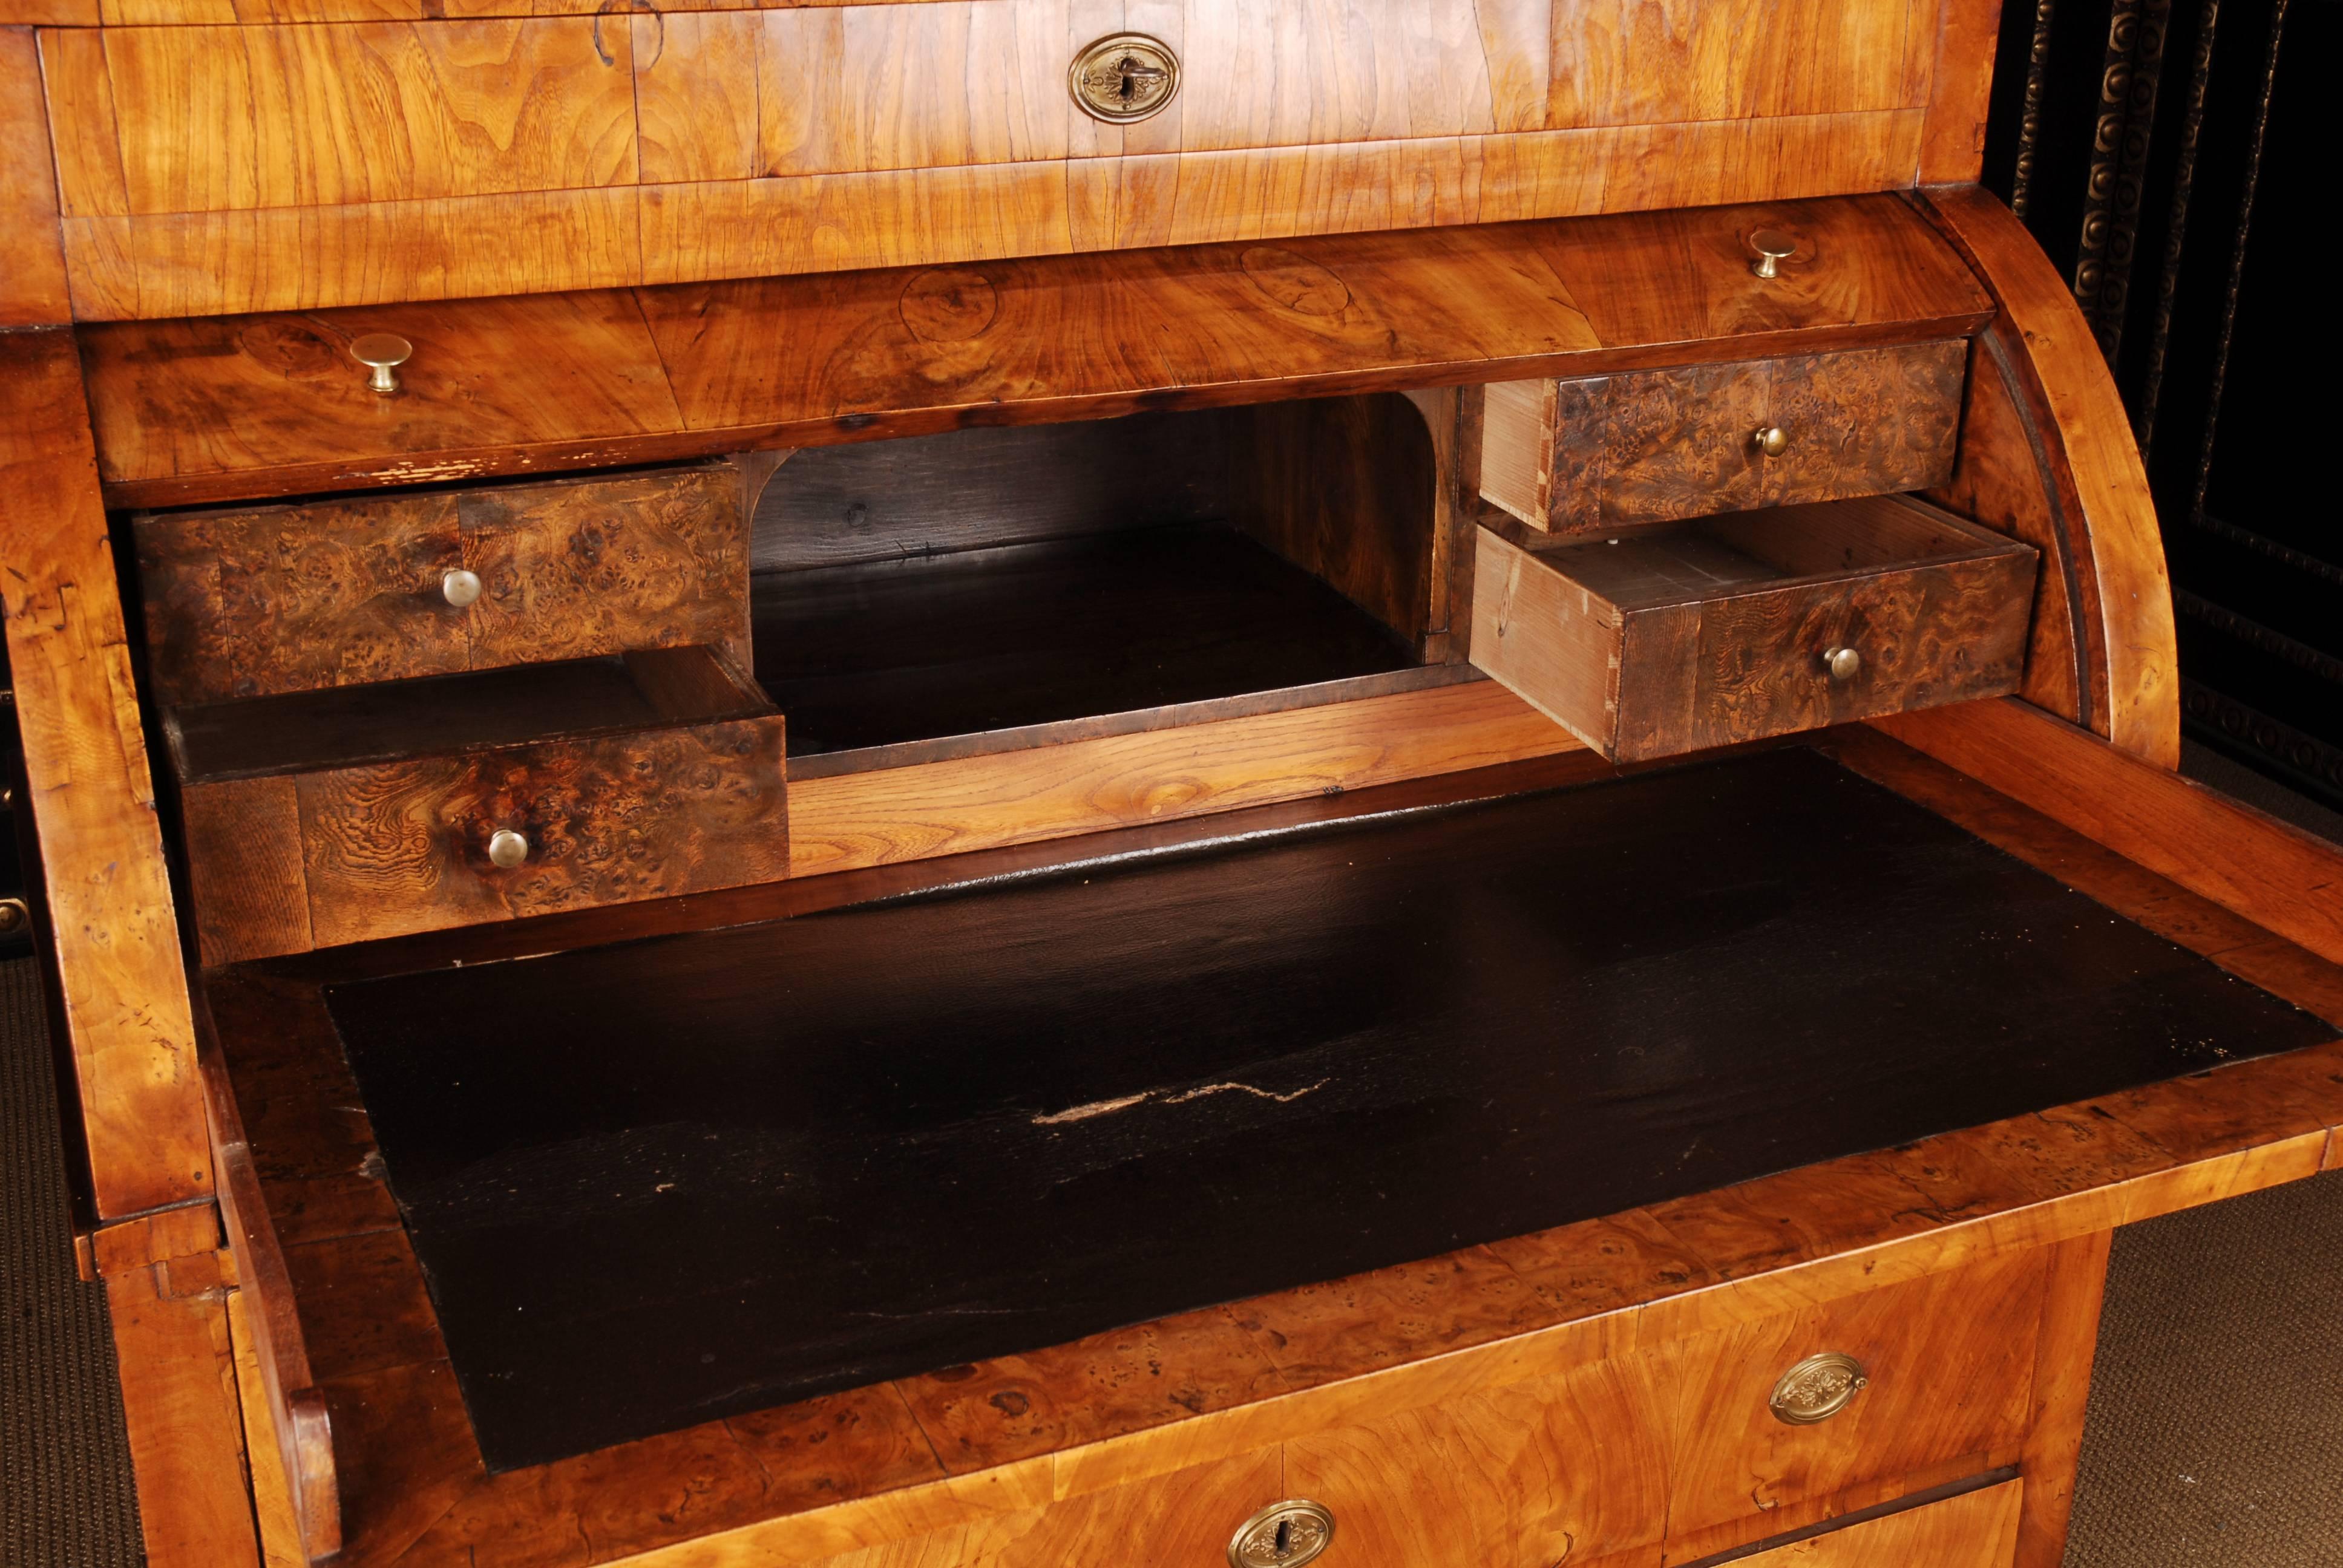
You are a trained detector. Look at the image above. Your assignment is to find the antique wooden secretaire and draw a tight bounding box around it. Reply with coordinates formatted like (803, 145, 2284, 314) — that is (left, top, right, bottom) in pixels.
(4, 1, 2342, 1564)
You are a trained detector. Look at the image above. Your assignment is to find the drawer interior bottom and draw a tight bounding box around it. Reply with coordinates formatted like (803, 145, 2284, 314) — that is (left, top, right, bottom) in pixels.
(750, 522, 1418, 760)
(281, 744, 2332, 1471)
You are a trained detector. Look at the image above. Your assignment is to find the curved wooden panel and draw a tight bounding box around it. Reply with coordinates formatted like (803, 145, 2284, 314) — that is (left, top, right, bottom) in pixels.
(1916, 183, 2178, 766)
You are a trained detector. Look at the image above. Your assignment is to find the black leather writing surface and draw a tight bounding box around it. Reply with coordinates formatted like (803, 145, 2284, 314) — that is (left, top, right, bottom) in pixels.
(324, 746, 2330, 1470)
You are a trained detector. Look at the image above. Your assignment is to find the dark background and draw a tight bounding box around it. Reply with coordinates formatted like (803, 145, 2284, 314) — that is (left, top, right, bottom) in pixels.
(1981, 0, 2338, 807)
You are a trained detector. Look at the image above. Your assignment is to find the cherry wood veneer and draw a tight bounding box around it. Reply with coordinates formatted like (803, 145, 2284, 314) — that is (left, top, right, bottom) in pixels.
(78, 194, 1993, 509)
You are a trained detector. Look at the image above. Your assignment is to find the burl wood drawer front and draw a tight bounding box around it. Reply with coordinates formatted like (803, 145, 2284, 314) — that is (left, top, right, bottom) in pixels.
(136, 465, 746, 704)
(1470, 497, 2038, 762)
(1478, 341, 1967, 534)
(294, 715, 787, 949)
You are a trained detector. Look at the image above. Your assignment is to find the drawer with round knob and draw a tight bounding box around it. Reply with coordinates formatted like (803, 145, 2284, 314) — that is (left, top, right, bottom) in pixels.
(169, 645, 786, 962)
(1469, 494, 2039, 762)
(133, 463, 749, 706)
(1475, 340, 1968, 535)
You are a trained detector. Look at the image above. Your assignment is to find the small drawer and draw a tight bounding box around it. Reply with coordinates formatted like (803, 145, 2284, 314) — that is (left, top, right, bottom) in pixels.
(172, 647, 786, 962)
(1476, 341, 1967, 534)
(1470, 495, 2037, 762)
(136, 465, 747, 705)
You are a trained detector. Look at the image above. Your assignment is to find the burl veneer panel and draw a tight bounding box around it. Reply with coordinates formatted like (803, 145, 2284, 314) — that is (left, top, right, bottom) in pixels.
(321, 746, 2328, 1471)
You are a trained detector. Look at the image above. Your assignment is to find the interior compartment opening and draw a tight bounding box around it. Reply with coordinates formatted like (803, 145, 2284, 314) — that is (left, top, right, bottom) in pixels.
(747, 398, 1446, 771)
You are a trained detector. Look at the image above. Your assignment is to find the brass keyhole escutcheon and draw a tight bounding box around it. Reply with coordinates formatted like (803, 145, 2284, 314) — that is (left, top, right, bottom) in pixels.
(1769, 1351, 1870, 1424)
(1228, 1498, 1335, 1567)
(1070, 33, 1181, 123)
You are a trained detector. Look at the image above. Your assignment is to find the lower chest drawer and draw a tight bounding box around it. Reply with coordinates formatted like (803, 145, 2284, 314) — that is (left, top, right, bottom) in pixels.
(173, 647, 787, 962)
(1280, 1248, 2043, 1566)
(1470, 496, 2039, 762)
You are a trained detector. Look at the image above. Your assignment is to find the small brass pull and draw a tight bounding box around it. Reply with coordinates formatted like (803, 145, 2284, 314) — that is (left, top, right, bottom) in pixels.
(1753, 424, 1789, 458)
(1824, 646, 1862, 681)
(1228, 1499, 1336, 1567)
(350, 333, 413, 394)
(487, 828, 529, 869)
(1070, 33, 1181, 123)
(1771, 1351, 1870, 1424)
(441, 568, 482, 608)
(1749, 229, 1798, 279)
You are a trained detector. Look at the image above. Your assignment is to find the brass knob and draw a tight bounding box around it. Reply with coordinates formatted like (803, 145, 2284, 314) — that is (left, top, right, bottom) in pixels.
(1771, 1351, 1869, 1424)
(487, 828, 529, 869)
(1228, 1499, 1335, 1567)
(1070, 33, 1181, 123)
(441, 568, 482, 608)
(1749, 229, 1798, 279)
(1752, 425, 1789, 457)
(350, 333, 412, 394)
(1824, 646, 1862, 681)
(0, 897, 28, 936)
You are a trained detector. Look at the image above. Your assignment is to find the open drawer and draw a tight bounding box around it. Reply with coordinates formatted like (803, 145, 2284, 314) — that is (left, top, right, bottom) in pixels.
(169, 645, 787, 963)
(1470, 496, 2039, 762)
(197, 740, 2341, 1568)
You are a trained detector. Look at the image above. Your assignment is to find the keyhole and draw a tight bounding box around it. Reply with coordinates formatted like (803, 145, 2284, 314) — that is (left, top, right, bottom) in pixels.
(1274, 1518, 1292, 1557)
(1118, 57, 1141, 102)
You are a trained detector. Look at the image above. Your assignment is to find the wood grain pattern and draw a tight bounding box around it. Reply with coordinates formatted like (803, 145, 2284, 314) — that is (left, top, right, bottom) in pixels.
(102, 1258, 264, 1568)
(137, 492, 467, 705)
(1916, 185, 2177, 764)
(140, 466, 744, 705)
(459, 467, 747, 667)
(85, 289, 683, 499)
(180, 774, 312, 965)
(1, 26, 74, 324)
(1483, 341, 1965, 532)
(2012, 1232, 2108, 1568)
(1924, 333, 2088, 725)
(0, 328, 210, 1219)
(1660, 1250, 2040, 1547)
(1283, 1352, 1671, 1567)
(88, 19, 637, 214)
(1876, 698, 2343, 966)
(205, 1034, 340, 1561)
(786, 678, 1579, 878)
(227, 1290, 307, 1568)
(297, 714, 787, 949)
(1734, 1478, 2023, 1566)
(1471, 499, 2036, 761)
(82, 194, 1991, 508)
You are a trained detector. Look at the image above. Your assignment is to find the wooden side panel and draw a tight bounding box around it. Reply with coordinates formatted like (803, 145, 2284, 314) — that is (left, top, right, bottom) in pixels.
(182, 774, 312, 967)
(1923, 333, 2087, 724)
(459, 467, 748, 667)
(1734, 1480, 2024, 1566)
(1876, 697, 2343, 966)
(1473, 377, 1553, 529)
(1, 26, 74, 324)
(1917, 185, 2177, 763)
(101, 1259, 263, 1568)
(1469, 524, 1626, 753)
(2013, 1231, 2108, 1568)
(297, 714, 787, 948)
(0, 329, 210, 1218)
(136, 492, 467, 705)
(1224, 393, 1438, 650)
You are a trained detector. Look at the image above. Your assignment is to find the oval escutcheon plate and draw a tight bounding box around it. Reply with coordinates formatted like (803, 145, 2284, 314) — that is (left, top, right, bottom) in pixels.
(1769, 1350, 1872, 1425)
(1228, 1498, 1337, 1567)
(1069, 32, 1181, 123)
